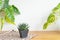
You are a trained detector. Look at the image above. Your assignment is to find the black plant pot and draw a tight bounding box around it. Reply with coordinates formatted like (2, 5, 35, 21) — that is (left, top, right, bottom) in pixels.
(18, 29, 29, 38)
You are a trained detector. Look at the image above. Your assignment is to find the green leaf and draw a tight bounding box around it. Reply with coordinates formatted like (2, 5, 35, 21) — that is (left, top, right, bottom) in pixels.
(56, 3, 60, 9)
(18, 23, 29, 30)
(4, 8, 15, 23)
(43, 3, 60, 30)
(52, 7, 58, 12)
(0, 0, 3, 10)
(1, 18, 4, 30)
(0, 0, 20, 30)
(3, 0, 9, 8)
(0, 9, 5, 18)
(0, 0, 2, 6)
(47, 13, 55, 23)
(5, 16, 15, 24)
(43, 13, 55, 30)
(43, 22, 48, 29)
(12, 5, 20, 14)
(52, 3, 60, 12)
(8, 6, 14, 15)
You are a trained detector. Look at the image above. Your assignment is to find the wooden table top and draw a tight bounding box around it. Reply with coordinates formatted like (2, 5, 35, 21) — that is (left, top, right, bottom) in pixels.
(30, 31, 60, 40)
(0, 31, 60, 40)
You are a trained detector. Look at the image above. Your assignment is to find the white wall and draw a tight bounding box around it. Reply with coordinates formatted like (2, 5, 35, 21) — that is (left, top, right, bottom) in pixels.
(2, 0, 60, 31)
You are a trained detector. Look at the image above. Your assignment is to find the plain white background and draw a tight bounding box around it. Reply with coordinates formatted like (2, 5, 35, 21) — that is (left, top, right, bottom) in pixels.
(2, 0, 60, 31)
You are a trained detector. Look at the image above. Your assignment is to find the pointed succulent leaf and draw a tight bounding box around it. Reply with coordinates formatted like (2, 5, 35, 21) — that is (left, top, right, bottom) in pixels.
(12, 5, 20, 14)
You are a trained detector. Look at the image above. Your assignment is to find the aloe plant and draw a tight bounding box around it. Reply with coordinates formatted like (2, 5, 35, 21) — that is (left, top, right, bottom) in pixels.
(43, 3, 60, 29)
(18, 23, 29, 31)
(0, 0, 20, 30)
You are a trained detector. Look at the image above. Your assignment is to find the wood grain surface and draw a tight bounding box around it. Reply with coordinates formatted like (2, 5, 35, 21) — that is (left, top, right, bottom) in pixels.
(0, 31, 60, 40)
(30, 31, 60, 40)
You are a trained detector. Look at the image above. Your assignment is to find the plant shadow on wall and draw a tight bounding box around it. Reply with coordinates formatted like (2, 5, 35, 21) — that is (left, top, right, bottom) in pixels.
(43, 3, 60, 29)
(0, 0, 20, 30)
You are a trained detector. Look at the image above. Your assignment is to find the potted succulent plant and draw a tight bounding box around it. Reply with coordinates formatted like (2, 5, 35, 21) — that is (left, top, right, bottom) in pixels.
(43, 3, 60, 29)
(18, 23, 29, 38)
(0, 0, 20, 30)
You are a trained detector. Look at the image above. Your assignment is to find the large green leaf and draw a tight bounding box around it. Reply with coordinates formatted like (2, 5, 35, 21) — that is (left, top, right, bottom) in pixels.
(8, 6, 14, 15)
(8, 6, 15, 22)
(12, 5, 20, 14)
(52, 7, 58, 12)
(5, 16, 15, 24)
(0, 17, 5, 30)
(3, 0, 9, 8)
(47, 13, 55, 23)
(43, 22, 48, 29)
(43, 13, 55, 29)
(56, 3, 60, 9)
(0, 0, 3, 10)
(52, 3, 60, 12)
(4, 8, 15, 23)
(1, 18, 4, 30)
(0, 9, 5, 18)
(0, 0, 20, 30)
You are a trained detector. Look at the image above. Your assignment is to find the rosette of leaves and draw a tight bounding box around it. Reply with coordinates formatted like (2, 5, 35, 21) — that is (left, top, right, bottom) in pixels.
(18, 23, 29, 31)
(0, 0, 20, 30)
(43, 3, 60, 29)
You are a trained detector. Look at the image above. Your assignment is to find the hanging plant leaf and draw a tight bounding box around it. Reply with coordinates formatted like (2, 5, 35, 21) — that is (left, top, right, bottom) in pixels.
(4, 8, 15, 24)
(5, 16, 15, 24)
(52, 3, 60, 12)
(43, 13, 55, 29)
(56, 3, 60, 9)
(47, 13, 55, 23)
(0, 0, 2, 9)
(43, 22, 48, 29)
(0, 18, 1, 30)
(52, 7, 58, 12)
(3, 0, 9, 8)
(0, 9, 5, 18)
(12, 5, 20, 14)
(8, 5, 15, 15)
(0, 0, 20, 30)
(1, 18, 5, 30)
(43, 3, 60, 29)
(0, 0, 4, 10)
